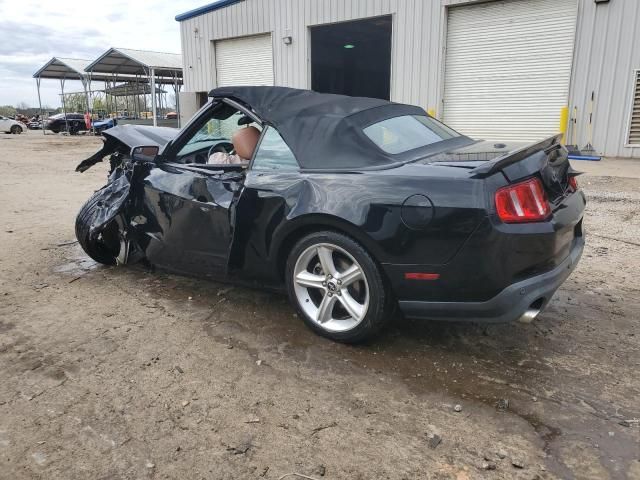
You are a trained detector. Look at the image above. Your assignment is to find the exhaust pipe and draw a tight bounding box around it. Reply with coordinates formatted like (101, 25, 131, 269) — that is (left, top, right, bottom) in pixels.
(517, 307, 541, 324)
(517, 299, 544, 324)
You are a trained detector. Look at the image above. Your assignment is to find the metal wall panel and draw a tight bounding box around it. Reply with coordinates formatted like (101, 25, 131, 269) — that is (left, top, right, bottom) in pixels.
(179, 0, 446, 114)
(568, 0, 640, 157)
(178, 0, 640, 157)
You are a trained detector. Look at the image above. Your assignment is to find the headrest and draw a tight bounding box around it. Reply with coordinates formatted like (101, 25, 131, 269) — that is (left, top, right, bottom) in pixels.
(232, 126, 261, 160)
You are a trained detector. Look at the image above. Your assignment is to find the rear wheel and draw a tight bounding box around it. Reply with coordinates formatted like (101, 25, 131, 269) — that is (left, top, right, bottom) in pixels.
(10, 125, 22, 134)
(285, 231, 392, 343)
(75, 189, 120, 265)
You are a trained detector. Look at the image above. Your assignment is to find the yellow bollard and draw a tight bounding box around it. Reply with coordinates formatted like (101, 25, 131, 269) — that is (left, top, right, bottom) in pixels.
(559, 106, 569, 144)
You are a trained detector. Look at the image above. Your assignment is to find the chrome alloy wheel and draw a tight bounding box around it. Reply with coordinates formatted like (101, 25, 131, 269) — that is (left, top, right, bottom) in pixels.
(293, 242, 369, 332)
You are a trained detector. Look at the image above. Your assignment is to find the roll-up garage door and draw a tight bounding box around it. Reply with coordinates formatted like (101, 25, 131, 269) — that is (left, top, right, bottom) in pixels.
(443, 0, 577, 142)
(215, 34, 274, 87)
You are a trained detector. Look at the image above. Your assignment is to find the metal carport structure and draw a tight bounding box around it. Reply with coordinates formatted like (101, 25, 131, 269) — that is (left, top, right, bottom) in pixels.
(84, 48, 183, 127)
(33, 57, 144, 134)
(32, 57, 104, 134)
(103, 83, 167, 120)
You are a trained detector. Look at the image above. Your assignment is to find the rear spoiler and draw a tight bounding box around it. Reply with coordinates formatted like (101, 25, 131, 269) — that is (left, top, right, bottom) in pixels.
(470, 134, 563, 179)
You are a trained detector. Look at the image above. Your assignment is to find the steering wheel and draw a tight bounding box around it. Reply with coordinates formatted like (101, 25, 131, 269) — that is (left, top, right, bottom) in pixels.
(207, 142, 234, 160)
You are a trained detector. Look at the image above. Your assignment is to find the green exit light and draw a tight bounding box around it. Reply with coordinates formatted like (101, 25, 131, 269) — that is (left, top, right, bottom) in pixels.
(343, 44, 355, 49)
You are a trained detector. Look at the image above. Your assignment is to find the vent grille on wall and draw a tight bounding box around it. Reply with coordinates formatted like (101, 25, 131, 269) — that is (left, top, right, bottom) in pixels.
(628, 70, 640, 145)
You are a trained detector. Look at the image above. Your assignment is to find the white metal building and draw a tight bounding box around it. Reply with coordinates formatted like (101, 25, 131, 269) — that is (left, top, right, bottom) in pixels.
(176, 0, 640, 158)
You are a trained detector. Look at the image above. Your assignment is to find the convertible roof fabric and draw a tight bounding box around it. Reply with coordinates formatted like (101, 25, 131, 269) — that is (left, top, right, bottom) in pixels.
(210, 86, 426, 169)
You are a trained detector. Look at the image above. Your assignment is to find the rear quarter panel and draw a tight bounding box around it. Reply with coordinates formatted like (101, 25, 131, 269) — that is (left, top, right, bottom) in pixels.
(234, 165, 488, 282)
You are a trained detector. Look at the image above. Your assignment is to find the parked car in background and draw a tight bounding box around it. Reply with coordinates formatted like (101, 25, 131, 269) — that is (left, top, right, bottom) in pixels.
(45, 113, 88, 134)
(0, 115, 26, 134)
(74, 86, 585, 343)
(164, 112, 178, 120)
(93, 117, 117, 133)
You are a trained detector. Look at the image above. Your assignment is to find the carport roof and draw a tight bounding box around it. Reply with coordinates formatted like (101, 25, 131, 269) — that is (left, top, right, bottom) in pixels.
(33, 57, 146, 83)
(33, 57, 111, 81)
(85, 48, 183, 78)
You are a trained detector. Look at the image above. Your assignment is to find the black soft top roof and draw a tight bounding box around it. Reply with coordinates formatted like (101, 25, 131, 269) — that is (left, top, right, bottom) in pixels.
(209, 86, 428, 169)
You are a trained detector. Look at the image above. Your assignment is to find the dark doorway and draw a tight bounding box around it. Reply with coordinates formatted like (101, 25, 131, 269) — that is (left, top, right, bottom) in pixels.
(310, 16, 392, 100)
(196, 92, 209, 108)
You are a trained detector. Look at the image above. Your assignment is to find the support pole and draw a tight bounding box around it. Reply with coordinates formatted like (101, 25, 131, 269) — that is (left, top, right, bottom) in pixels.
(111, 75, 117, 117)
(60, 78, 68, 134)
(143, 88, 148, 119)
(104, 80, 108, 118)
(134, 84, 138, 120)
(87, 74, 95, 133)
(559, 106, 569, 144)
(82, 78, 92, 134)
(125, 82, 129, 118)
(174, 71, 181, 128)
(150, 68, 157, 127)
(36, 77, 45, 136)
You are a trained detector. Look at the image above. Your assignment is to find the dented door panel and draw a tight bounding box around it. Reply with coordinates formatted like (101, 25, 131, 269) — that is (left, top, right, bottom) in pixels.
(131, 164, 242, 277)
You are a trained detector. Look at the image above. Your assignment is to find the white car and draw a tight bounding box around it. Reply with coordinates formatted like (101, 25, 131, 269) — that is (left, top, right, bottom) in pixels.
(0, 115, 26, 134)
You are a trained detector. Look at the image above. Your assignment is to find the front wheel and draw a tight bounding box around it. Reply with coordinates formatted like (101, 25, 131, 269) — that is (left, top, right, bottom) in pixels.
(285, 231, 392, 343)
(10, 125, 22, 134)
(75, 189, 120, 265)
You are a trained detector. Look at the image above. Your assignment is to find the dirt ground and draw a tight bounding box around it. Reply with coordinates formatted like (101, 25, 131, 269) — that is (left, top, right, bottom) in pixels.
(1, 131, 639, 480)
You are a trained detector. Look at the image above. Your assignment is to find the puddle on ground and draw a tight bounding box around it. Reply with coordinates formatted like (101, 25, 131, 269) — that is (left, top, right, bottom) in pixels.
(52, 243, 99, 276)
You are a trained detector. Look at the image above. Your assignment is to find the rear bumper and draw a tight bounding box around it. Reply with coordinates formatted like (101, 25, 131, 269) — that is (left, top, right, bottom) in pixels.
(398, 236, 584, 323)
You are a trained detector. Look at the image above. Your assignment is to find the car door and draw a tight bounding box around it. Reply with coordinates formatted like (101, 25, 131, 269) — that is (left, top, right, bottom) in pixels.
(134, 104, 255, 278)
(0, 116, 9, 132)
(139, 163, 244, 277)
(231, 126, 302, 280)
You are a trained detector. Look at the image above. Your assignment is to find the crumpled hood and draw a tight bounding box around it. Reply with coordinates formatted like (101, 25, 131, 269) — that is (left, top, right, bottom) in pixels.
(102, 124, 178, 150)
(76, 124, 178, 173)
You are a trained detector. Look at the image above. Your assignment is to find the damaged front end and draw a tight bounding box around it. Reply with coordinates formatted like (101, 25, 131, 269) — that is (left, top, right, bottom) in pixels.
(75, 126, 174, 266)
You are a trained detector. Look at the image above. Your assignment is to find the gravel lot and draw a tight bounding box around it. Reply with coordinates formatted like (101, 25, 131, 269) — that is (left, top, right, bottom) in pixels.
(1, 131, 639, 480)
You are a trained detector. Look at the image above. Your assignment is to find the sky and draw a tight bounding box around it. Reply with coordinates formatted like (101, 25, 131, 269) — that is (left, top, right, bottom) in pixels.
(0, 0, 206, 108)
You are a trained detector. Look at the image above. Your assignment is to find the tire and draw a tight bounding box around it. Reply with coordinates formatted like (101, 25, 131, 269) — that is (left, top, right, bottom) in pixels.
(75, 189, 120, 265)
(285, 231, 393, 343)
(10, 125, 22, 134)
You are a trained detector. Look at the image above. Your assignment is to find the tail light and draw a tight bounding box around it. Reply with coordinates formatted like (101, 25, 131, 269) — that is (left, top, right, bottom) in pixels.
(495, 178, 551, 223)
(568, 176, 579, 191)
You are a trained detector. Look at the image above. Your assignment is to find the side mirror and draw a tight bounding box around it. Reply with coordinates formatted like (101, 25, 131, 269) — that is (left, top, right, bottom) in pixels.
(131, 146, 159, 162)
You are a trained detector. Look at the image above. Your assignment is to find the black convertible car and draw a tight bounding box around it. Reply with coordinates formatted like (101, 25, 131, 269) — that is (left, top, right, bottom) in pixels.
(75, 86, 585, 343)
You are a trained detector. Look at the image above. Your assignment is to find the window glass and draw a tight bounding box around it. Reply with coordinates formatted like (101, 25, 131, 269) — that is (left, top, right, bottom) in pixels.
(252, 127, 299, 171)
(177, 111, 261, 158)
(363, 115, 460, 154)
